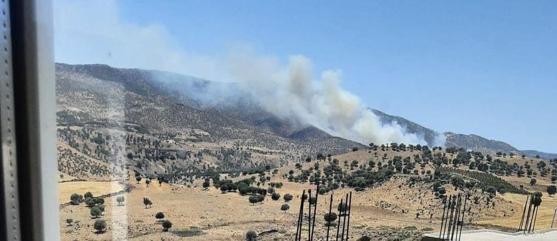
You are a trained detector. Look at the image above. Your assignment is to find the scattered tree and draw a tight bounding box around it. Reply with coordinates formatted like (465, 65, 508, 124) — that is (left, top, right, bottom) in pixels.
(70, 193, 82, 205)
(94, 220, 107, 234)
(249, 195, 265, 205)
(245, 230, 258, 241)
(324, 212, 337, 226)
(357, 237, 371, 241)
(155, 212, 165, 222)
(90, 206, 102, 218)
(547, 185, 557, 196)
(203, 179, 211, 190)
(143, 197, 153, 209)
(281, 204, 290, 212)
(116, 196, 125, 206)
(84, 191, 93, 199)
(162, 220, 172, 232)
(85, 198, 96, 208)
(97, 204, 105, 213)
(283, 194, 293, 202)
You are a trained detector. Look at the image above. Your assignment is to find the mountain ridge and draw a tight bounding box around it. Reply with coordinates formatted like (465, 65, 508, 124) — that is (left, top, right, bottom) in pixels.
(55, 63, 555, 158)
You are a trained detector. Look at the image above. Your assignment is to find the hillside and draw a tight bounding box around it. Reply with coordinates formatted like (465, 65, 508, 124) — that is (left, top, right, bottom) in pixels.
(521, 150, 557, 160)
(372, 111, 554, 158)
(55, 63, 556, 179)
(58, 140, 557, 241)
(444, 132, 520, 154)
(56, 63, 366, 179)
(371, 109, 440, 146)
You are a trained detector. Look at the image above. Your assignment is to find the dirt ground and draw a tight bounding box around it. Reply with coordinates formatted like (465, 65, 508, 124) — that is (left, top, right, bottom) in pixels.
(59, 178, 441, 241)
(58, 176, 557, 241)
(59, 181, 124, 204)
(477, 193, 557, 230)
(57, 150, 557, 240)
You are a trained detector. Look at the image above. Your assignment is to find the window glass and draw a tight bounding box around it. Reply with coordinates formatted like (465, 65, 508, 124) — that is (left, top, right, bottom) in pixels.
(54, 1, 557, 240)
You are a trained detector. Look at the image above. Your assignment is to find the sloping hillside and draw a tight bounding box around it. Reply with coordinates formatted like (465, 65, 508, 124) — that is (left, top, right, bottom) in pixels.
(444, 132, 520, 154)
(55, 63, 364, 177)
(56, 63, 556, 158)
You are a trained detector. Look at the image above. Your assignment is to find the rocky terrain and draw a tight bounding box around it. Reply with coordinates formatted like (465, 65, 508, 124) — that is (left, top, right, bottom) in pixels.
(55, 63, 557, 240)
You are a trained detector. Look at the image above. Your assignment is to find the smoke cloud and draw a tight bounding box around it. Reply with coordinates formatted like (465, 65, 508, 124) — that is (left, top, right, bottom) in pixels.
(226, 51, 428, 145)
(54, 0, 440, 146)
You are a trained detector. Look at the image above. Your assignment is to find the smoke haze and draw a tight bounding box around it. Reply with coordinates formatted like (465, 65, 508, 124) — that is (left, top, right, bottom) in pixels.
(55, 0, 442, 146)
(227, 51, 429, 145)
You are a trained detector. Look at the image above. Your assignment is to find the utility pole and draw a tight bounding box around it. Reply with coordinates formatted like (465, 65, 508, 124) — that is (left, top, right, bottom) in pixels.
(325, 193, 334, 241)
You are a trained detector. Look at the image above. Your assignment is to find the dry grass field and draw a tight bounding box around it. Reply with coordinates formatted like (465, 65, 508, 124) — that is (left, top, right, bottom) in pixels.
(477, 193, 557, 230)
(57, 149, 557, 240)
(59, 181, 124, 204)
(59, 175, 556, 240)
(59, 179, 432, 240)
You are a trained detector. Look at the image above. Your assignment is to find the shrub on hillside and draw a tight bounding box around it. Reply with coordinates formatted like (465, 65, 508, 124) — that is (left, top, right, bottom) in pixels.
(94, 220, 107, 233)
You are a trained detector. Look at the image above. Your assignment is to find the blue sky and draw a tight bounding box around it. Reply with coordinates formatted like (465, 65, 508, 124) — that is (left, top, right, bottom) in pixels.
(54, 1, 557, 152)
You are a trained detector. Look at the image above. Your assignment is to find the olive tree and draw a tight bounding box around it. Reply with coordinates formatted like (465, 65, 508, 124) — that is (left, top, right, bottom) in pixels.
(162, 220, 172, 232)
(324, 212, 337, 226)
(547, 185, 557, 196)
(143, 197, 153, 209)
(116, 196, 125, 206)
(84, 191, 93, 199)
(94, 220, 107, 233)
(90, 206, 102, 219)
(155, 212, 165, 222)
(283, 194, 293, 202)
(70, 193, 83, 205)
(246, 230, 257, 241)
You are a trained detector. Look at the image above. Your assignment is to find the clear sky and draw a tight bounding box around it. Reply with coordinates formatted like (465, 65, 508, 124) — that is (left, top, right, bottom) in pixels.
(54, 0, 557, 153)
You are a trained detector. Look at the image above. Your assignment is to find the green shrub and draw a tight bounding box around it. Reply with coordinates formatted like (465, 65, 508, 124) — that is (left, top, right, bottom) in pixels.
(70, 193, 83, 205)
(90, 206, 102, 218)
(94, 220, 107, 233)
(245, 230, 257, 241)
(162, 220, 173, 232)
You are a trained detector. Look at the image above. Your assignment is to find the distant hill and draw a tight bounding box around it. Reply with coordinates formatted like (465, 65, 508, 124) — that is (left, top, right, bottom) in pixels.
(55, 63, 363, 157)
(55, 63, 555, 158)
(521, 150, 557, 160)
(372, 110, 555, 157)
(371, 109, 440, 146)
(443, 132, 519, 154)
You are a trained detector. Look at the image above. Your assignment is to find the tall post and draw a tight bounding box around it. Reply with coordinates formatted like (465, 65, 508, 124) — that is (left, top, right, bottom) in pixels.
(335, 199, 343, 241)
(443, 195, 453, 239)
(325, 193, 334, 241)
(448, 196, 455, 240)
(295, 190, 306, 241)
(442, 195, 452, 239)
(531, 205, 539, 232)
(457, 194, 468, 241)
(518, 195, 529, 232)
(310, 185, 320, 241)
(308, 189, 312, 241)
(527, 197, 535, 233)
(439, 196, 448, 239)
(345, 192, 352, 240)
(340, 194, 349, 241)
(446, 196, 456, 240)
(524, 195, 533, 234)
(450, 194, 461, 241)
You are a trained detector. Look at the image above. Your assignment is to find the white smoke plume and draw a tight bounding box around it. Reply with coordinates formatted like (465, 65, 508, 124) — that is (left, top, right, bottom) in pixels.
(226, 51, 428, 145)
(55, 0, 439, 146)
